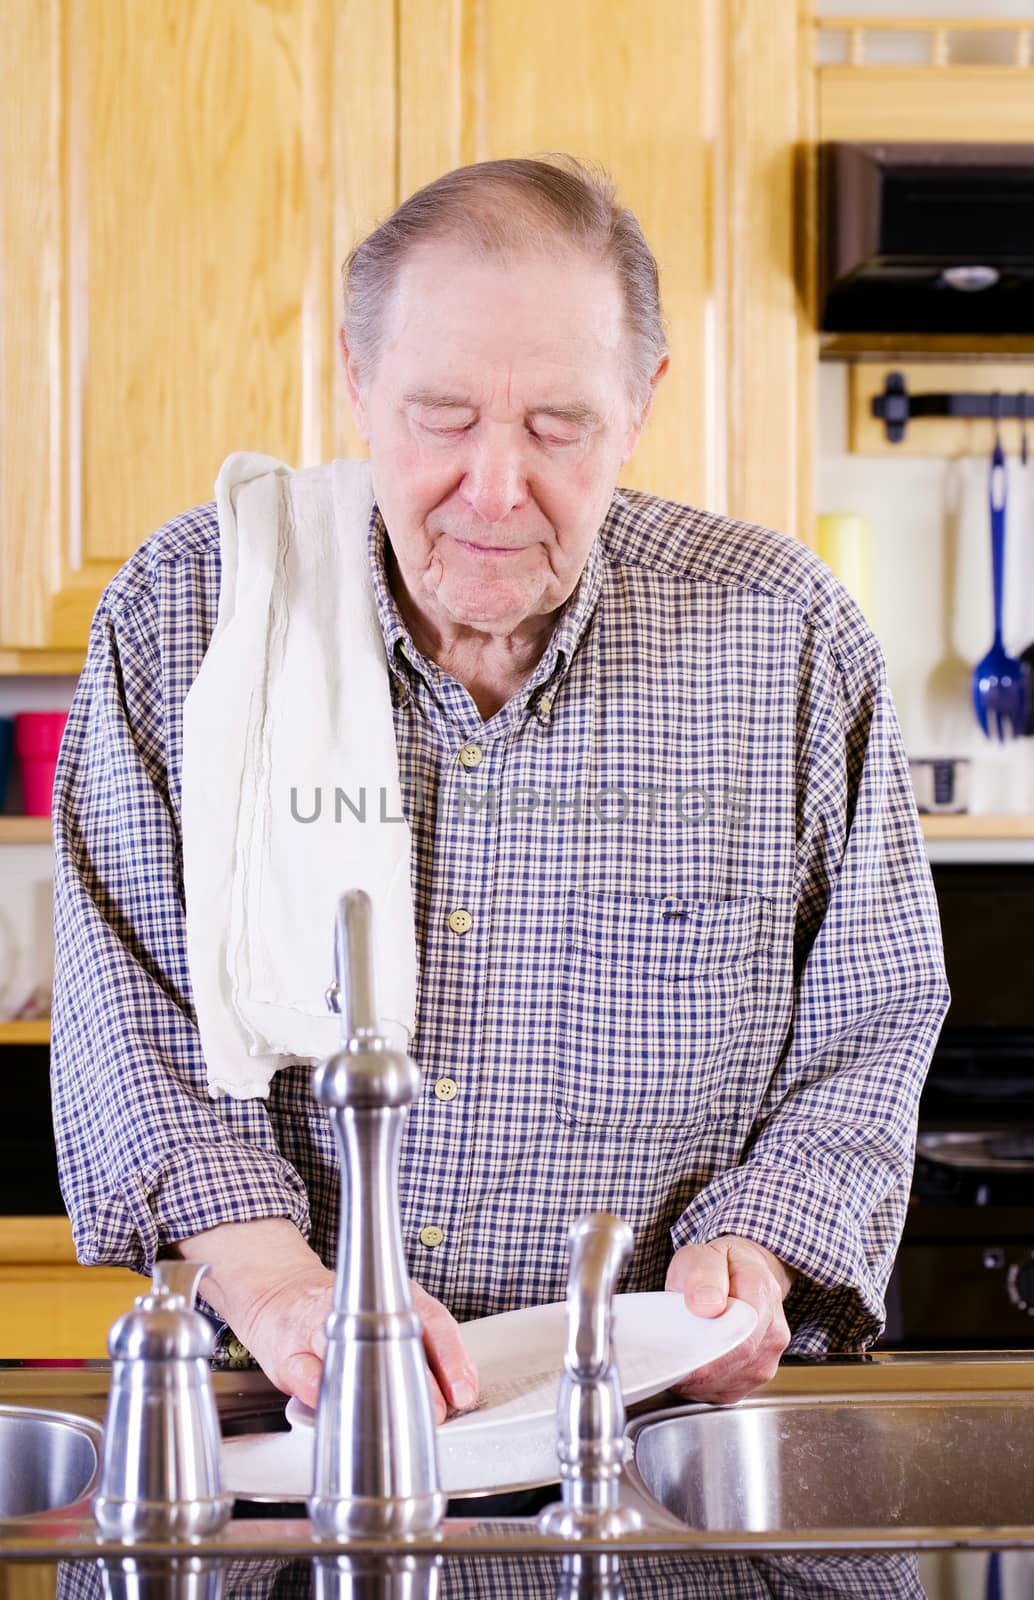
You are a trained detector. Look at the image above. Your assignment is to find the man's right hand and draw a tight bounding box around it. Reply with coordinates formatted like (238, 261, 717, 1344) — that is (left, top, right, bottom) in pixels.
(172, 1217, 479, 1420)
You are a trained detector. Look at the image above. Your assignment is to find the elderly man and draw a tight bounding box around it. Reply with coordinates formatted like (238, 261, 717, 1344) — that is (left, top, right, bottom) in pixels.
(50, 157, 949, 1424)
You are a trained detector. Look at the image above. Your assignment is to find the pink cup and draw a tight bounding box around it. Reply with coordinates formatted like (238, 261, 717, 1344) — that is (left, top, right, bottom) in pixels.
(14, 711, 69, 816)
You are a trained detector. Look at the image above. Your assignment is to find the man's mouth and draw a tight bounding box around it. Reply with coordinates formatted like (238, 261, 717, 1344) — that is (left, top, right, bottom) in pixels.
(451, 537, 525, 558)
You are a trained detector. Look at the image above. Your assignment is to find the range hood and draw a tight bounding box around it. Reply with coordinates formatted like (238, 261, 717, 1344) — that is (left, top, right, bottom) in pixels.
(820, 142, 1034, 334)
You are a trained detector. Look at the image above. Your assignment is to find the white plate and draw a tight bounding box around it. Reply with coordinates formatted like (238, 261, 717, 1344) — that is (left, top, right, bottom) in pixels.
(221, 1290, 756, 1499)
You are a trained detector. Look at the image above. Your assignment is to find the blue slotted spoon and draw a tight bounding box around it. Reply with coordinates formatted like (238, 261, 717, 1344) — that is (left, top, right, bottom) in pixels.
(972, 439, 1026, 740)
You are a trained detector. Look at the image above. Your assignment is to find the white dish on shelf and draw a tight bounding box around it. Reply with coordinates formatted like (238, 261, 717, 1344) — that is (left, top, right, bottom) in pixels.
(221, 1290, 756, 1499)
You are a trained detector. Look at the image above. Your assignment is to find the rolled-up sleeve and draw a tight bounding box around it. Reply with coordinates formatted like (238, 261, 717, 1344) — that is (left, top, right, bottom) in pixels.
(50, 553, 311, 1275)
(672, 611, 950, 1353)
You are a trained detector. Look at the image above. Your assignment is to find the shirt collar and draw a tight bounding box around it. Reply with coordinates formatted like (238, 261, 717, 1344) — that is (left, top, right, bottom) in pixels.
(366, 503, 605, 717)
(367, 506, 419, 704)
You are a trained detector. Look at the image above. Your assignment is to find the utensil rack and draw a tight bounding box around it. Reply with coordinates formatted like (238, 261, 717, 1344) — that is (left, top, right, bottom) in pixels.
(874, 372, 1034, 444)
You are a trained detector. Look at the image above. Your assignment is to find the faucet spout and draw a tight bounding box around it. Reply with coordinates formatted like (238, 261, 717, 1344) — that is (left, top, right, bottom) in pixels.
(538, 1213, 643, 1541)
(566, 1216, 632, 1381)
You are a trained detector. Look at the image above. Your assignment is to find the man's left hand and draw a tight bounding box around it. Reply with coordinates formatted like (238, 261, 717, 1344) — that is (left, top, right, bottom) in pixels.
(665, 1234, 795, 1404)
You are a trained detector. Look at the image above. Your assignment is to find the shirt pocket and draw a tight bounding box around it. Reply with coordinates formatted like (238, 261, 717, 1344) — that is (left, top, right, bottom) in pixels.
(553, 889, 770, 1136)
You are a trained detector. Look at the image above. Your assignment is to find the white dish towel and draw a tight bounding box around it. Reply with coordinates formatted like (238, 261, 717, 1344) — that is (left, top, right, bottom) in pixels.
(181, 451, 418, 1100)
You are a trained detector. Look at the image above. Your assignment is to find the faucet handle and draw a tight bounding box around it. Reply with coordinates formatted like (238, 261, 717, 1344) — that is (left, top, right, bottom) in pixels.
(564, 1214, 633, 1380)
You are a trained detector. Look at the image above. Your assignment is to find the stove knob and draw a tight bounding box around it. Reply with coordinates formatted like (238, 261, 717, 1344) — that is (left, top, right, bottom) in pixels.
(1006, 1255, 1034, 1315)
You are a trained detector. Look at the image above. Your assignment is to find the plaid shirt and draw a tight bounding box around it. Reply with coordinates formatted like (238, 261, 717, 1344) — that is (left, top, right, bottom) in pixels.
(54, 1551, 928, 1600)
(50, 485, 949, 1354)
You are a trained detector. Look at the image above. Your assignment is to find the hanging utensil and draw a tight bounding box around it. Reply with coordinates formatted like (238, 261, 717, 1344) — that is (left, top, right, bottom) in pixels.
(972, 403, 1026, 741)
(1015, 394, 1034, 735)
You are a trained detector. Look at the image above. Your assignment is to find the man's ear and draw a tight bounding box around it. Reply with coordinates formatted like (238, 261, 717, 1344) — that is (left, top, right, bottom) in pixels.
(338, 326, 371, 444)
(621, 352, 670, 466)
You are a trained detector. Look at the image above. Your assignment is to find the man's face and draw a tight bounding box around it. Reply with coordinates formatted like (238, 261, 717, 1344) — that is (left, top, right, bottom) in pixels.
(342, 239, 658, 638)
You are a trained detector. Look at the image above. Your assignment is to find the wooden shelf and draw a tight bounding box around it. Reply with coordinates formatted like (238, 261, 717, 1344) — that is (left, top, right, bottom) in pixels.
(0, 1020, 49, 1045)
(0, 817, 52, 843)
(821, 337, 1034, 361)
(0, 650, 83, 676)
(0, 1216, 77, 1265)
(921, 814, 1034, 840)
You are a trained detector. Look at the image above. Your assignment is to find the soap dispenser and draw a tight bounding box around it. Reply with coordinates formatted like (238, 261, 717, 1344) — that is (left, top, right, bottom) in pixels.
(94, 1260, 232, 1541)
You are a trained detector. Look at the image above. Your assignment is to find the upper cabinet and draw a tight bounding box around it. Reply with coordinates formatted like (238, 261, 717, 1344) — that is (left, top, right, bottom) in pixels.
(0, 0, 348, 665)
(0, 0, 812, 667)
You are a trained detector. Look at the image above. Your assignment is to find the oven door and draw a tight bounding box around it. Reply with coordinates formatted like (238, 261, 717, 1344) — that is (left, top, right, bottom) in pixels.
(884, 862, 1034, 1349)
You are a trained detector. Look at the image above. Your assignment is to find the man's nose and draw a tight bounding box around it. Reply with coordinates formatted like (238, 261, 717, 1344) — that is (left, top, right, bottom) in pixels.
(459, 434, 528, 525)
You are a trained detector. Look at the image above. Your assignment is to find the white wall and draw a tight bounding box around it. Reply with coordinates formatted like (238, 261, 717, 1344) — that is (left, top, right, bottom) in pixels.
(817, 0, 1034, 18)
(817, 367, 1034, 812)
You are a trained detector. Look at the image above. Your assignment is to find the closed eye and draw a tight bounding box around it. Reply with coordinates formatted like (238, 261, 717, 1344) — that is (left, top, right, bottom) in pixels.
(530, 428, 581, 448)
(420, 421, 474, 438)
(528, 410, 596, 447)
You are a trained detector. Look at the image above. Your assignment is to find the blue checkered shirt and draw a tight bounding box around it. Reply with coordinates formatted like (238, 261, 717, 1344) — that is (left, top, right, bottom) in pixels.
(50, 484, 949, 1354)
(54, 1549, 928, 1599)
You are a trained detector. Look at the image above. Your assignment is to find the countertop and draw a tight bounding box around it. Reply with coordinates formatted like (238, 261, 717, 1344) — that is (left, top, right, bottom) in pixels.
(0, 1352, 1031, 1563)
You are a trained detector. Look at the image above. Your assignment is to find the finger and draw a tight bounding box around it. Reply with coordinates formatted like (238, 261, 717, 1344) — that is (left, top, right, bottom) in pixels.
(665, 1243, 731, 1318)
(418, 1295, 479, 1412)
(279, 1350, 323, 1411)
(671, 1301, 791, 1404)
(412, 1281, 479, 1412)
(426, 1366, 448, 1427)
(673, 1357, 780, 1407)
(310, 1319, 328, 1362)
(723, 1242, 786, 1321)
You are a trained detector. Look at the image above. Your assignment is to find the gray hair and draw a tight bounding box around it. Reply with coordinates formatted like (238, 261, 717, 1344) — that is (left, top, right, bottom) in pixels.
(342, 155, 667, 407)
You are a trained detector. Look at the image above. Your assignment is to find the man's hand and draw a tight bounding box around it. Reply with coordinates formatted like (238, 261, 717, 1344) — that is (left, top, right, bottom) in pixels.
(411, 1279, 480, 1422)
(665, 1234, 794, 1404)
(172, 1218, 479, 1420)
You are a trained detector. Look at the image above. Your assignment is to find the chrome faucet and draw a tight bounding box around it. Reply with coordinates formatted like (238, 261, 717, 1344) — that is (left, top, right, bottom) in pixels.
(538, 1214, 643, 1540)
(308, 889, 446, 1540)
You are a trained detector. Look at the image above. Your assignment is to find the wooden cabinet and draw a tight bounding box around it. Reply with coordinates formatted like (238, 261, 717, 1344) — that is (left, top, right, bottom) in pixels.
(0, 0, 813, 669)
(0, 0, 344, 665)
(0, 1219, 138, 1357)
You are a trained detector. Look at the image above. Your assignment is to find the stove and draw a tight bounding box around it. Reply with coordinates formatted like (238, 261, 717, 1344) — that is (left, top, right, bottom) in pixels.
(883, 861, 1034, 1349)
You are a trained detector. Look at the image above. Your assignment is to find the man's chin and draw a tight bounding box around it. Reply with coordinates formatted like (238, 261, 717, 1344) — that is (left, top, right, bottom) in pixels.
(436, 576, 548, 635)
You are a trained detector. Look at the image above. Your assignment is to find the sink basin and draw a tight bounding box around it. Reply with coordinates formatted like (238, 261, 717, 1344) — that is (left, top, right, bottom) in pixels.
(0, 1406, 102, 1518)
(626, 1392, 1034, 1535)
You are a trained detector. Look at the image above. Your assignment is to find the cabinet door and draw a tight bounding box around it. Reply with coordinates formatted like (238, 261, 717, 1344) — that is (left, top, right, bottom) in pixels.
(0, 1221, 138, 1356)
(0, 1266, 139, 1358)
(0, 0, 392, 657)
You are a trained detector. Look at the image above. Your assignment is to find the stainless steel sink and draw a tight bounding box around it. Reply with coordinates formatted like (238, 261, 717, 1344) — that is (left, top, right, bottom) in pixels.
(626, 1392, 1034, 1534)
(0, 1405, 102, 1517)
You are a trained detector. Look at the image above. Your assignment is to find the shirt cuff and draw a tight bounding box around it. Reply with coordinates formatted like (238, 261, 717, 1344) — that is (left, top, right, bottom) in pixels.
(75, 1139, 313, 1276)
(670, 1160, 887, 1354)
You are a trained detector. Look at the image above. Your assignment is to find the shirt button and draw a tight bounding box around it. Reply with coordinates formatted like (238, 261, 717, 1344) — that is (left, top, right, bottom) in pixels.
(458, 742, 483, 769)
(419, 1225, 445, 1249)
(447, 908, 473, 936)
(434, 1076, 459, 1102)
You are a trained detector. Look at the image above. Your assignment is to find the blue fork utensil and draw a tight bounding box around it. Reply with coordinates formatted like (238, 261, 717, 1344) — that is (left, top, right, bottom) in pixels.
(972, 439, 1026, 740)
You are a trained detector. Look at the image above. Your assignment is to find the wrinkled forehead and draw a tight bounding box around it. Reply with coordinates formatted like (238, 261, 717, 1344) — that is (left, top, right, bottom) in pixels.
(376, 238, 630, 395)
